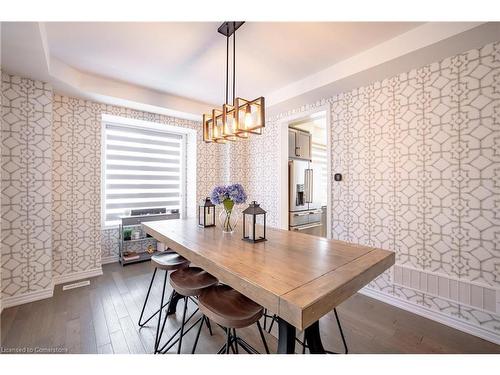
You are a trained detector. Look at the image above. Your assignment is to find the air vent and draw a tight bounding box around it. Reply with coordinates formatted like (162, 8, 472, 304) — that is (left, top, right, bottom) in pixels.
(62, 280, 90, 291)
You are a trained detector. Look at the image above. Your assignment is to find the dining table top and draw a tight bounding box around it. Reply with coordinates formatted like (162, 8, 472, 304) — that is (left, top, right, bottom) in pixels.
(143, 218, 395, 331)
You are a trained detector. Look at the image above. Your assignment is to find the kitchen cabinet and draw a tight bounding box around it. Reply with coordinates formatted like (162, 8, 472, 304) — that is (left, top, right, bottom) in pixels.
(288, 128, 311, 161)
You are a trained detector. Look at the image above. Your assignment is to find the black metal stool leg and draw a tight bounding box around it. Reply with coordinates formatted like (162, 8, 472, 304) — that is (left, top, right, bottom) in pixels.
(232, 329, 239, 354)
(225, 328, 231, 354)
(217, 342, 227, 354)
(205, 317, 213, 336)
(155, 289, 174, 350)
(154, 270, 169, 353)
(157, 306, 200, 353)
(138, 268, 157, 327)
(191, 315, 205, 354)
(235, 337, 259, 354)
(224, 328, 236, 354)
(215, 324, 270, 355)
(256, 320, 270, 354)
(176, 297, 189, 354)
(267, 314, 277, 333)
(334, 308, 348, 354)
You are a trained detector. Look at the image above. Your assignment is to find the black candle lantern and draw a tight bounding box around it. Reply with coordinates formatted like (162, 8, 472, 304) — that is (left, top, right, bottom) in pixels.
(242, 201, 267, 243)
(198, 197, 216, 227)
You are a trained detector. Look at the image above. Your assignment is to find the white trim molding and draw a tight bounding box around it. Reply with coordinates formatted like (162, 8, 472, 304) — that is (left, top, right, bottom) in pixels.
(53, 267, 103, 286)
(1, 268, 104, 311)
(101, 255, 119, 265)
(2, 288, 54, 310)
(267, 22, 484, 106)
(39, 23, 211, 121)
(359, 287, 500, 345)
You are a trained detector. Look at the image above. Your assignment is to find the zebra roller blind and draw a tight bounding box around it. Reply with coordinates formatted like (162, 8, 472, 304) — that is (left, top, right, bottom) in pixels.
(103, 123, 184, 227)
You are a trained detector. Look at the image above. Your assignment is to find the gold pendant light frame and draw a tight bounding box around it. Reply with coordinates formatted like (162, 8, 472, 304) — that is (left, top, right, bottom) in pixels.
(202, 22, 265, 144)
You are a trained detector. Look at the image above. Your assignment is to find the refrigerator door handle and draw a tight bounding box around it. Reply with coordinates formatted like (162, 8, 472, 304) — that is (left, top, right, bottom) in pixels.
(289, 161, 295, 209)
(291, 222, 322, 231)
(309, 169, 314, 203)
(305, 168, 313, 203)
(304, 169, 309, 203)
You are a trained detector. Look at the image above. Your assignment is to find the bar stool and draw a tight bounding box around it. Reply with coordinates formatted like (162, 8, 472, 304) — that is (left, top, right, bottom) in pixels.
(137, 251, 189, 353)
(156, 266, 218, 354)
(263, 308, 348, 354)
(195, 284, 270, 354)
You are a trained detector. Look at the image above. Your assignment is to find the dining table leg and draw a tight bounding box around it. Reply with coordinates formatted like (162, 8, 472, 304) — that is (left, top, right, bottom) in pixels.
(277, 317, 296, 354)
(303, 321, 326, 354)
(166, 290, 183, 315)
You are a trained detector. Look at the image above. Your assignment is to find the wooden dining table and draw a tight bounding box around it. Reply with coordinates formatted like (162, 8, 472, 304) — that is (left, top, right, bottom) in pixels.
(143, 218, 395, 354)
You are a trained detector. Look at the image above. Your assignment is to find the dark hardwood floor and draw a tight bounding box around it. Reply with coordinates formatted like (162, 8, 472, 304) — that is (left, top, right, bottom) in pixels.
(1, 261, 499, 354)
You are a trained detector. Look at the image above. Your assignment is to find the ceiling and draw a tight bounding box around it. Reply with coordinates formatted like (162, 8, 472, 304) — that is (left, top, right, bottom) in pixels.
(43, 22, 421, 105)
(3, 22, 493, 119)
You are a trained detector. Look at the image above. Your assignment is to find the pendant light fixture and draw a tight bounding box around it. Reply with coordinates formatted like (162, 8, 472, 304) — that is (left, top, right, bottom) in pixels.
(203, 22, 265, 143)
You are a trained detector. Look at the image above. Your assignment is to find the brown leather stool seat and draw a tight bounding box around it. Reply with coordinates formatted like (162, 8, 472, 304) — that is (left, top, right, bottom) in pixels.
(156, 266, 218, 354)
(199, 285, 264, 329)
(151, 252, 189, 271)
(170, 267, 218, 296)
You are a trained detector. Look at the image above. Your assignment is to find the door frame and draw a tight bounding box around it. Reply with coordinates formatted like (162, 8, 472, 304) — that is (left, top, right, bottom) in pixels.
(277, 103, 332, 239)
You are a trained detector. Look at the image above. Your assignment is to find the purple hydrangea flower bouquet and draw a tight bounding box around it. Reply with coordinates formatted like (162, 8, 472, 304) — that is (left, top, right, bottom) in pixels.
(210, 183, 247, 233)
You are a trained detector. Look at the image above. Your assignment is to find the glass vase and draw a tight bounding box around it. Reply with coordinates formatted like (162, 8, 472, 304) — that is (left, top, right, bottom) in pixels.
(219, 209, 239, 233)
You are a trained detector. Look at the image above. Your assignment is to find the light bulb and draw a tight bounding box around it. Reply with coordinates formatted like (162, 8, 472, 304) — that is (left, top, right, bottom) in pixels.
(231, 116, 237, 132)
(226, 116, 235, 134)
(244, 105, 252, 128)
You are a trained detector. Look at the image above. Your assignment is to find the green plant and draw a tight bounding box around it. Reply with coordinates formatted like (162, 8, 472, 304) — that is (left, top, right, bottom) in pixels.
(123, 228, 132, 241)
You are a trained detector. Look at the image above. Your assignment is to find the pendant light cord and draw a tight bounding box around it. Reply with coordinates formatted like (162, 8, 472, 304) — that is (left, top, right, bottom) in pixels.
(225, 25, 229, 105)
(233, 22, 236, 105)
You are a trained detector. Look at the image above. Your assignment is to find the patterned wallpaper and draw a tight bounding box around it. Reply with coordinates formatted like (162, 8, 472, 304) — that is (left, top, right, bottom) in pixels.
(219, 140, 250, 218)
(52, 96, 102, 276)
(1, 38, 498, 342)
(0, 67, 4, 312)
(2, 77, 224, 299)
(1, 73, 53, 298)
(53, 94, 224, 262)
(248, 40, 500, 339)
(1, 65, 2, 311)
(246, 124, 281, 228)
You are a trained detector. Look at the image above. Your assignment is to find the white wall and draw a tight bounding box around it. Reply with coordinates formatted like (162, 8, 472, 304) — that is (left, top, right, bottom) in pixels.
(247, 40, 500, 344)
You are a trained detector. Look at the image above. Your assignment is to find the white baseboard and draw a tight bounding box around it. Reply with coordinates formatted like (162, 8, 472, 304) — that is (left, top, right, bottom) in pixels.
(2, 287, 54, 310)
(359, 287, 500, 345)
(1, 268, 104, 311)
(53, 267, 103, 286)
(101, 255, 119, 264)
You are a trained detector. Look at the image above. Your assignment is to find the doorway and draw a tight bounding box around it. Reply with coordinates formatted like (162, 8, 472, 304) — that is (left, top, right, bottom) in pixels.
(277, 104, 332, 239)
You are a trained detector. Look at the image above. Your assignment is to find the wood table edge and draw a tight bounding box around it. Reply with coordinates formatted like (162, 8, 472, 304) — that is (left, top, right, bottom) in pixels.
(279, 249, 395, 330)
(143, 222, 281, 314)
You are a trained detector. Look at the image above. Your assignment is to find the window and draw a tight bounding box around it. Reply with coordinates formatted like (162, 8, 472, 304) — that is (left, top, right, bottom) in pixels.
(102, 121, 186, 227)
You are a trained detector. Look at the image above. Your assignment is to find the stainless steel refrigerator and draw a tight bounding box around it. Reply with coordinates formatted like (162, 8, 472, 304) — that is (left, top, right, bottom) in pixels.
(288, 159, 323, 234)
